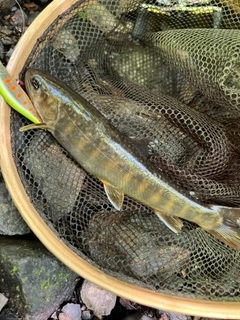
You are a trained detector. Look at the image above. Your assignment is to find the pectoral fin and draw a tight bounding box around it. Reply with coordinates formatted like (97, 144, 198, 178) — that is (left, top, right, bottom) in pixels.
(101, 180, 124, 210)
(153, 210, 183, 233)
(20, 123, 54, 132)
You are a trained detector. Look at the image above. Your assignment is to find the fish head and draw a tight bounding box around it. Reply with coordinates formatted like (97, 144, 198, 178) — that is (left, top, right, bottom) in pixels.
(25, 68, 60, 127)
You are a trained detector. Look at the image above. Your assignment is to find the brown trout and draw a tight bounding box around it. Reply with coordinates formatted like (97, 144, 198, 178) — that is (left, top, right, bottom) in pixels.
(21, 68, 240, 249)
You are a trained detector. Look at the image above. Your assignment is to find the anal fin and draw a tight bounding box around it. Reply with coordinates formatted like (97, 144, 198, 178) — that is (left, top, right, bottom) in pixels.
(153, 210, 183, 233)
(101, 180, 124, 211)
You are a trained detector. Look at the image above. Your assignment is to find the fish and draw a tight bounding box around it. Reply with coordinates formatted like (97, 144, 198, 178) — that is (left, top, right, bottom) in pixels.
(20, 68, 240, 250)
(0, 61, 42, 124)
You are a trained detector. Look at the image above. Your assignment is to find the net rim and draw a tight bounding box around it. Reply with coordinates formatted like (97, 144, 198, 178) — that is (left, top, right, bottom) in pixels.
(1, 0, 240, 317)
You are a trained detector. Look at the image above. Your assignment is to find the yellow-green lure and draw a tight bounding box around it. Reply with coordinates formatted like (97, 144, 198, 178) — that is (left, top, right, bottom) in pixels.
(0, 61, 42, 124)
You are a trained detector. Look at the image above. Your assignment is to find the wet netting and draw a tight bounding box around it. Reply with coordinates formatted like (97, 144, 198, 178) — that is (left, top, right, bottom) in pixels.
(10, 0, 240, 300)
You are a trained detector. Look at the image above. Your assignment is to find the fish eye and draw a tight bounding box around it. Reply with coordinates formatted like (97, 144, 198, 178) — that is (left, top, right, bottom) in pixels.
(31, 77, 41, 90)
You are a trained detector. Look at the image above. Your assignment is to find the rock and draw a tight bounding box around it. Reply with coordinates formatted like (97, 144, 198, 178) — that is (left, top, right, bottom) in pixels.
(0, 180, 30, 235)
(159, 314, 169, 320)
(36, 0, 49, 4)
(0, 26, 18, 46)
(10, 9, 28, 27)
(4, 47, 14, 63)
(27, 11, 40, 25)
(23, 2, 39, 12)
(0, 41, 4, 60)
(0, 308, 17, 319)
(22, 131, 86, 222)
(81, 309, 93, 320)
(81, 280, 117, 317)
(52, 29, 80, 63)
(85, 211, 190, 281)
(0, 0, 19, 12)
(59, 303, 81, 320)
(123, 313, 142, 320)
(200, 318, 227, 320)
(158, 311, 191, 320)
(0, 236, 78, 320)
(84, 3, 132, 35)
(119, 298, 139, 311)
(140, 316, 152, 320)
(0, 293, 8, 312)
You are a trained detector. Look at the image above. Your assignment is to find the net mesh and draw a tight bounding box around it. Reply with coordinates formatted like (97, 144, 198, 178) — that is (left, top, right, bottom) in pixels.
(9, 0, 240, 301)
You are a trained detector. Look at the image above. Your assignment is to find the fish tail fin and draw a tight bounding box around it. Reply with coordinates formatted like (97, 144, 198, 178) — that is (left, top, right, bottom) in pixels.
(206, 207, 240, 250)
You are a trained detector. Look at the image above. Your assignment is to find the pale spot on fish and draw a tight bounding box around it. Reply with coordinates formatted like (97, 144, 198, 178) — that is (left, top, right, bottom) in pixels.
(90, 150, 98, 157)
(138, 181, 149, 193)
(124, 172, 132, 183)
(102, 161, 108, 167)
(119, 172, 125, 180)
(167, 201, 175, 208)
(177, 203, 192, 219)
(77, 138, 88, 151)
(150, 193, 161, 204)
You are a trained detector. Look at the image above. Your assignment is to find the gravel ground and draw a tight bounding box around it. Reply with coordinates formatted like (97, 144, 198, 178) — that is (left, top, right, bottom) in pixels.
(0, 0, 51, 65)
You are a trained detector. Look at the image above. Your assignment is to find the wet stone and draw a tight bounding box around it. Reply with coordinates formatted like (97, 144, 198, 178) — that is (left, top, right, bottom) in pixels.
(0, 293, 8, 312)
(0, 40, 4, 60)
(22, 131, 86, 223)
(0, 236, 78, 320)
(81, 309, 93, 320)
(0, 179, 30, 235)
(10, 9, 28, 27)
(59, 303, 82, 320)
(123, 313, 142, 320)
(0, 0, 18, 12)
(52, 29, 80, 63)
(157, 311, 192, 320)
(81, 280, 117, 317)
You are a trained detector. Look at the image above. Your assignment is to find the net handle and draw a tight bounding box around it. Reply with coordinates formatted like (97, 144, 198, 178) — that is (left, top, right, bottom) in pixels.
(1, 0, 240, 317)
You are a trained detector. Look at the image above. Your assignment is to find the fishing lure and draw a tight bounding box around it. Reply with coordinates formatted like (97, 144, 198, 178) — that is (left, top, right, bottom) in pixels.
(0, 61, 42, 124)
